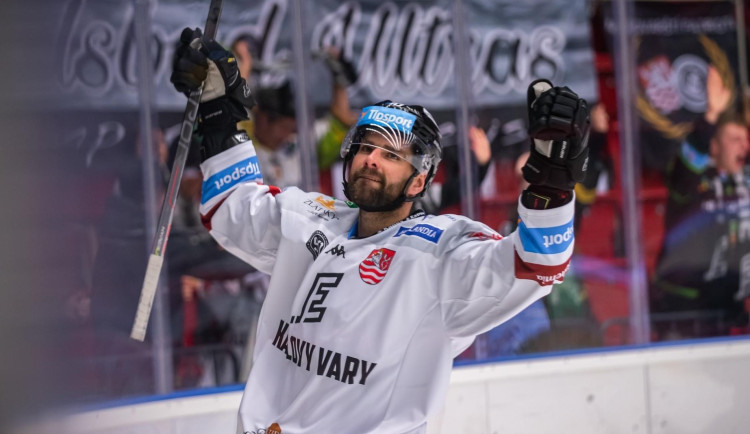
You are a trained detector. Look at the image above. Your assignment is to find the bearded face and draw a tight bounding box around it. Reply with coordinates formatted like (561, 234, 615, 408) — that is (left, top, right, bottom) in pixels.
(344, 129, 428, 212)
(347, 162, 409, 209)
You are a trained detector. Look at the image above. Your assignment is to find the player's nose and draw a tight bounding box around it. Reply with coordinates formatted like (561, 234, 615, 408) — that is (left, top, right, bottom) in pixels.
(363, 148, 386, 167)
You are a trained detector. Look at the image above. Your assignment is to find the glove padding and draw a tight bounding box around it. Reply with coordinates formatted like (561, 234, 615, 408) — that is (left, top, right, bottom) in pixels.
(522, 79, 590, 191)
(170, 28, 254, 131)
(170, 28, 255, 161)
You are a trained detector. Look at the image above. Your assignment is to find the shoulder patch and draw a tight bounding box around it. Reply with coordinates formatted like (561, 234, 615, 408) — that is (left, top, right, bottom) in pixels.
(306, 230, 329, 259)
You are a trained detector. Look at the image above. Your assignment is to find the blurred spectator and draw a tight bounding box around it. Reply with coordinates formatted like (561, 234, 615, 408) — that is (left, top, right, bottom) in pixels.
(573, 102, 613, 230)
(230, 34, 301, 188)
(230, 37, 359, 190)
(651, 66, 750, 339)
(240, 81, 301, 188)
(166, 136, 264, 388)
(230, 33, 261, 87)
(315, 46, 360, 169)
(92, 128, 169, 336)
(87, 128, 169, 398)
(418, 126, 493, 215)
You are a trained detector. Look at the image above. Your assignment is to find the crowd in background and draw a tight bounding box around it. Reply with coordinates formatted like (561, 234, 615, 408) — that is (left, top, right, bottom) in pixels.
(54, 0, 750, 403)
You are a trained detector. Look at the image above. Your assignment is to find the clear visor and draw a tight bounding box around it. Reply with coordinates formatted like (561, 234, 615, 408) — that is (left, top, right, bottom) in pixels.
(340, 125, 433, 174)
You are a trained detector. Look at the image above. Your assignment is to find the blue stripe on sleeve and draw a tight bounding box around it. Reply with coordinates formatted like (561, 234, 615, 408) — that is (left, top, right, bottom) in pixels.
(518, 218, 574, 254)
(201, 156, 262, 204)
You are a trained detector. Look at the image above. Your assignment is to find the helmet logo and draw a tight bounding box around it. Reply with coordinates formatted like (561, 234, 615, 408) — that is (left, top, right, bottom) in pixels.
(357, 106, 417, 133)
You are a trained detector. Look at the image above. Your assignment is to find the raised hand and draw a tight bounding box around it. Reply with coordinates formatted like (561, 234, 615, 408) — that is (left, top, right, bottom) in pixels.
(522, 79, 590, 191)
(705, 65, 731, 124)
(170, 27, 255, 161)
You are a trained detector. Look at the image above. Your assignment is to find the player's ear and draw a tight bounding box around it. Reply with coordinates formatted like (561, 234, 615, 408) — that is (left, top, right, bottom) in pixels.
(407, 173, 427, 196)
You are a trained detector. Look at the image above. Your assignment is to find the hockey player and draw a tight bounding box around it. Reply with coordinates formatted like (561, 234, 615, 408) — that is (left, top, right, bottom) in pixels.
(170, 28, 589, 434)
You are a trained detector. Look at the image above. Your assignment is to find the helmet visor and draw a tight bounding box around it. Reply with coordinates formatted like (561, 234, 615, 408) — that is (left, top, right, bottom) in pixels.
(341, 105, 435, 173)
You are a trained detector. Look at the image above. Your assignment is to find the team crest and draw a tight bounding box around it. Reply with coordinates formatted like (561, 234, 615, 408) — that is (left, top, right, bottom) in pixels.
(359, 248, 396, 285)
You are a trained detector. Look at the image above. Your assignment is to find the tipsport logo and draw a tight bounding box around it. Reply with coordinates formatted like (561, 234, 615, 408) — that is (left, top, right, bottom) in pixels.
(542, 226, 573, 250)
(212, 160, 261, 190)
(202, 156, 262, 204)
(518, 219, 574, 255)
(357, 106, 417, 133)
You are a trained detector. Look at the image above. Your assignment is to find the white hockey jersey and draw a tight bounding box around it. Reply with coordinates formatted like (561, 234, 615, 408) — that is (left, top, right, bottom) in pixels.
(199, 141, 574, 434)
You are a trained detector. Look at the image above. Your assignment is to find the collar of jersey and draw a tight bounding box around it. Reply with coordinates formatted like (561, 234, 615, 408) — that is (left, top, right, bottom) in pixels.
(347, 209, 426, 240)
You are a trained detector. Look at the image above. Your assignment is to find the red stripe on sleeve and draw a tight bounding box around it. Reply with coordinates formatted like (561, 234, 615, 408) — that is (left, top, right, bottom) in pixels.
(200, 198, 227, 231)
(514, 250, 571, 286)
(267, 185, 281, 196)
(200, 185, 281, 231)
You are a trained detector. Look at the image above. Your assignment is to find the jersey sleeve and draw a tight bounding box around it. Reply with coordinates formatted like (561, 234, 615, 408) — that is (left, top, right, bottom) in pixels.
(199, 140, 284, 274)
(437, 198, 574, 338)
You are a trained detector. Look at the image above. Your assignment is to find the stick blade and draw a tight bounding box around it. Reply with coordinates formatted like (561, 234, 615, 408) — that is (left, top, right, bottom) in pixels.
(130, 254, 164, 341)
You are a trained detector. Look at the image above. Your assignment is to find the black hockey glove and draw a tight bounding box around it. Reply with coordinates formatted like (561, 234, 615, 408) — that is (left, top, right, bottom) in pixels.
(321, 49, 358, 87)
(521, 79, 590, 191)
(170, 28, 254, 160)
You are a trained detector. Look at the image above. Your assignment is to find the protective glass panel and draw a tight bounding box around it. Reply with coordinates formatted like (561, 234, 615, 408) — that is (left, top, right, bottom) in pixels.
(27, 0, 750, 418)
(610, 1, 750, 342)
(456, 0, 606, 362)
(160, 0, 299, 394)
(46, 0, 170, 405)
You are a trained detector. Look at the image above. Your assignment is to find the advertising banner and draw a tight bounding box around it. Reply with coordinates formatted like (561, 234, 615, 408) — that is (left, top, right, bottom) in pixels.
(604, 1, 743, 171)
(55, 0, 596, 110)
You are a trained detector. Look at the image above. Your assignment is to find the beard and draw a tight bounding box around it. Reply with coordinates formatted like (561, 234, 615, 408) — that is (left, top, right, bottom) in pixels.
(347, 168, 405, 210)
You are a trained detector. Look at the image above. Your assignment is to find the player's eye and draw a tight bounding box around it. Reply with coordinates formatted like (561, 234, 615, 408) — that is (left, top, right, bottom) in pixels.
(385, 151, 402, 161)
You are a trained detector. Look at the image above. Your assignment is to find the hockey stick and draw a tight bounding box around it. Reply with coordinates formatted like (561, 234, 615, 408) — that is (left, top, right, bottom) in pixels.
(131, 0, 224, 341)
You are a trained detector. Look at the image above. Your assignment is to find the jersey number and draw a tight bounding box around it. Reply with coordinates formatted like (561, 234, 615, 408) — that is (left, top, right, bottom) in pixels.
(291, 273, 343, 323)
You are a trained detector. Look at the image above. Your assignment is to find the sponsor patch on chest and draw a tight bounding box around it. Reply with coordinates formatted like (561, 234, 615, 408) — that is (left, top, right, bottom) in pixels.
(394, 223, 443, 244)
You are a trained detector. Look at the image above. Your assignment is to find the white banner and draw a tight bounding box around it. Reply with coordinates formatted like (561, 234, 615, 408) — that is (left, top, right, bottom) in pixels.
(54, 0, 596, 110)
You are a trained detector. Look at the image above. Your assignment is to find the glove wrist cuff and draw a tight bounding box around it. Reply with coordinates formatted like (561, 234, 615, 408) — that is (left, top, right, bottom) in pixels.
(522, 148, 584, 190)
(197, 97, 250, 161)
(522, 185, 573, 210)
(198, 97, 249, 130)
(200, 129, 249, 162)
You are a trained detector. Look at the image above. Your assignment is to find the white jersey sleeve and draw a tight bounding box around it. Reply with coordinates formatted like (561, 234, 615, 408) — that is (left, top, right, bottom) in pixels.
(434, 198, 574, 337)
(199, 141, 284, 274)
